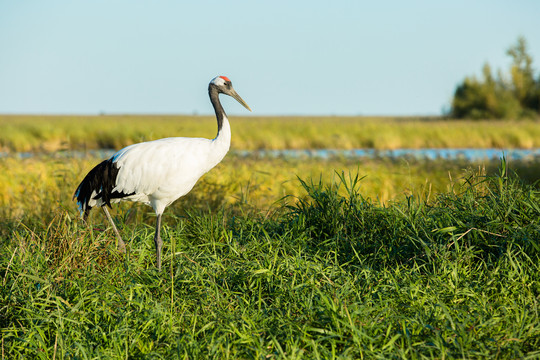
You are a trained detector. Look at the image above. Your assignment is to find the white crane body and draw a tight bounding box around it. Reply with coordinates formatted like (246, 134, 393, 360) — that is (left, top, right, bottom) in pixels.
(73, 76, 250, 270)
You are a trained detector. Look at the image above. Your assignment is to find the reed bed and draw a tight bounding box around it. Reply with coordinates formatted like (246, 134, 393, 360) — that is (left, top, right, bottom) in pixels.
(4, 153, 537, 222)
(1, 115, 540, 153)
(1, 114, 540, 358)
(1, 156, 539, 358)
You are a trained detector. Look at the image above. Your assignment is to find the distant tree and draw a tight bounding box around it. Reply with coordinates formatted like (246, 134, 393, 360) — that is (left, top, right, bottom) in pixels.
(452, 64, 520, 119)
(507, 36, 539, 114)
(451, 37, 540, 119)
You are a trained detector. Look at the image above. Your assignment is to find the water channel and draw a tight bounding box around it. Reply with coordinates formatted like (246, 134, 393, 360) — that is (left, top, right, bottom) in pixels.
(4, 148, 540, 162)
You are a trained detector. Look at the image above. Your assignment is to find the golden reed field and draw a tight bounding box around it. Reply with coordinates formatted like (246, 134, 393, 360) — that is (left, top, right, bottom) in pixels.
(1, 115, 540, 358)
(2, 115, 540, 152)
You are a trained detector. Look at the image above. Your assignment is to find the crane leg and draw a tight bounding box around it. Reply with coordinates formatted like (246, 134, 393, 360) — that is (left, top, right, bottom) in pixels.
(102, 206, 126, 253)
(154, 214, 163, 271)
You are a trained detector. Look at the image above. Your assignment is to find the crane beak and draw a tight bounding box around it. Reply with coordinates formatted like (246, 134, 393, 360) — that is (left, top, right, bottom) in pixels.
(229, 90, 252, 112)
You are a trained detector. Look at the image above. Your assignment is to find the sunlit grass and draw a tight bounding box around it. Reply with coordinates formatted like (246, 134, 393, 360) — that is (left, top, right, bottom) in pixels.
(1, 156, 539, 358)
(2, 115, 540, 152)
(4, 153, 533, 222)
(1, 114, 540, 357)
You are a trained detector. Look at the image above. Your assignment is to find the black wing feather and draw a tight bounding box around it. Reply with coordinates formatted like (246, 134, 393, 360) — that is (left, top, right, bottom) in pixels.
(73, 158, 134, 219)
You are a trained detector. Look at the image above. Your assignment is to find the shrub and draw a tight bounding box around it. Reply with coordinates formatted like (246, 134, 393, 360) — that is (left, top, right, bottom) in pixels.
(451, 37, 540, 119)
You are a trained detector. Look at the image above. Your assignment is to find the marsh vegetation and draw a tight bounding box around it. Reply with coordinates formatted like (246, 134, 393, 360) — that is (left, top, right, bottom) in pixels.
(1, 115, 539, 358)
(2, 115, 540, 153)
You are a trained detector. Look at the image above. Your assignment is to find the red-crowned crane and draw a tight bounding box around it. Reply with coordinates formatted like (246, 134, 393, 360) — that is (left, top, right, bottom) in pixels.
(74, 76, 251, 270)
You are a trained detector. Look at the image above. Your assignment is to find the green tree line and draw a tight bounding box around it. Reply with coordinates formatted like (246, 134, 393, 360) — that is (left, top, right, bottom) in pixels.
(451, 37, 540, 119)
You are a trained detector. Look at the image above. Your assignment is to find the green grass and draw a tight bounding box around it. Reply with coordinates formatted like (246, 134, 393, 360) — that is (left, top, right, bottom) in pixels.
(4, 152, 539, 221)
(1, 156, 539, 358)
(2, 115, 540, 152)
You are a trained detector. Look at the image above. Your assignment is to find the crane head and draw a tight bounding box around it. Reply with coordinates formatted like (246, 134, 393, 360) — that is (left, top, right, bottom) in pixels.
(210, 76, 252, 112)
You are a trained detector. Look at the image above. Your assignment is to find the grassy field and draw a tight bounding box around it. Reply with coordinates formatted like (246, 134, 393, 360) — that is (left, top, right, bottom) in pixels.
(2, 115, 540, 152)
(1, 115, 540, 358)
(1, 151, 540, 358)
(3, 152, 540, 220)
(1, 158, 539, 358)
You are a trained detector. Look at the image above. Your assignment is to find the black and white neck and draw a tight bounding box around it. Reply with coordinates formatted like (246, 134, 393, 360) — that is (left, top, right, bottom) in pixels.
(208, 81, 228, 137)
(207, 76, 233, 166)
(207, 75, 251, 147)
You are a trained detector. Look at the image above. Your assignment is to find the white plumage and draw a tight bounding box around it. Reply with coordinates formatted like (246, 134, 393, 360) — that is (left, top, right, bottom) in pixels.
(74, 76, 251, 270)
(112, 129, 230, 213)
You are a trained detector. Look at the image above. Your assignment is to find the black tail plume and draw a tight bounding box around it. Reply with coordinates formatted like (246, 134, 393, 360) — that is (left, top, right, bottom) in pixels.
(73, 158, 132, 219)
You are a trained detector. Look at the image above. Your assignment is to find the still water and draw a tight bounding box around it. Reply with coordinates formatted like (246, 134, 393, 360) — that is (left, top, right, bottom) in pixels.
(5, 148, 539, 161)
(234, 148, 540, 161)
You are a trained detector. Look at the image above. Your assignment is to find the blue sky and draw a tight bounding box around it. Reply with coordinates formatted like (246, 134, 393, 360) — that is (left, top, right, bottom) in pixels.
(1, 1, 539, 116)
